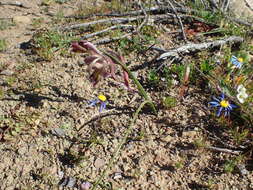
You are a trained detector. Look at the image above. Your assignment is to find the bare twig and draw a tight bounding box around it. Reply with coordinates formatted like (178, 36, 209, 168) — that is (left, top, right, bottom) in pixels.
(226, 16, 253, 27)
(61, 16, 144, 31)
(94, 33, 132, 45)
(156, 57, 176, 71)
(156, 36, 243, 61)
(208, 0, 219, 9)
(81, 25, 134, 40)
(136, 0, 149, 33)
(166, 0, 187, 42)
(244, 0, 253, 11)
(223, 0, 231, 12)
(65, 6, 191, 19)
(207, 146, 242, 155)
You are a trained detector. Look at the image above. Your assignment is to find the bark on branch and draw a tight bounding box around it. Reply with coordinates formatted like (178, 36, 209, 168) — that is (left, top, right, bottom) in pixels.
(156, 36, 243, 61)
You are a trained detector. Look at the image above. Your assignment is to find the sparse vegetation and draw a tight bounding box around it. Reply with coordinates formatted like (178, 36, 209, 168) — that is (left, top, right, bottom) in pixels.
(1, 0, 253, 189)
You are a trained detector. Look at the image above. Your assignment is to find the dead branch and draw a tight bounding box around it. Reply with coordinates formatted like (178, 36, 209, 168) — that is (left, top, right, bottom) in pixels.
(94, 33, 132, 45)
(166, 0, 187, 42)
(156, 36, 243, 61)
(225, 16, 253, 27)
(62, 14, 178, 31)
(62, 16, 145, 31)
(62, 13, 211, 32)
(81, 25, 134, 40)
(136, 0, 149, 33)
(208, 0, 219, 9)
(207, 146, 242, 155)
(66, 6, 191, 19)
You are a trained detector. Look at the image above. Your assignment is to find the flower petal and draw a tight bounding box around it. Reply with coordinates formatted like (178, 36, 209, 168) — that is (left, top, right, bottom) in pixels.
(79, 40, 101, 55)
(71, 41, 87, 53)
(217, 107, 223, 117)
(89, 99, 98, 106)
(209, 101, 220, 107)
(99, 102, 107, 112)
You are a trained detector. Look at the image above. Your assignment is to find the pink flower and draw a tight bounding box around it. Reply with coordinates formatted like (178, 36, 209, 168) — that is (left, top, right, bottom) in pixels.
(71, 41, 131, 90)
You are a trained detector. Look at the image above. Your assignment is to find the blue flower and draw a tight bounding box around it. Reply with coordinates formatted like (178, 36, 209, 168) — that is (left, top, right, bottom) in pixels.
(230, 55, 243, 69)
(209, 93, 237, 117)
(89, 94, 107, 112)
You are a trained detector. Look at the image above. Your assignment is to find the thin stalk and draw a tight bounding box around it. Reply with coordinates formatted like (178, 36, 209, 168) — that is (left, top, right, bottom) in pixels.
(90, 100, 150, 190)
(103, 51, 157, 114)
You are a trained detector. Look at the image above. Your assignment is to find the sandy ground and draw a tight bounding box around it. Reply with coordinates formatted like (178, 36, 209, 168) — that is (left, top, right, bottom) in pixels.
(0, 0, 252, 189)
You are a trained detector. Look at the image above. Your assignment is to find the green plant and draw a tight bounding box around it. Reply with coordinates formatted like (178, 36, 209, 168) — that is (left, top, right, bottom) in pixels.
(0, 39, 7, 52)
(147, 69, 159, 86)
(163, 96, 177, 108)
(194, 138, 207, 148)
(230, 128, 249, 145)
(224, 158, 238, 173)
(32, 29, 75, 60)
(0, 19, 14, 30)
(174, 160, 184, 169)
(0, 87, 4, 99)
(200, 60, 214, 74)
(5, 76, 16, 86)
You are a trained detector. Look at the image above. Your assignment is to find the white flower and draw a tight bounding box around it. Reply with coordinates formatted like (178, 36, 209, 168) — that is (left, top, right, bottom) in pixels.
(236, 84, 248, 103)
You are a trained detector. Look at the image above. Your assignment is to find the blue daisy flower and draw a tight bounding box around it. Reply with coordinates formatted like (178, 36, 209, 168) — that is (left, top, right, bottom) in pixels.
(230, 55, 243, 69)
(89, 94, 107, 112)
(209, 93, 237, 117)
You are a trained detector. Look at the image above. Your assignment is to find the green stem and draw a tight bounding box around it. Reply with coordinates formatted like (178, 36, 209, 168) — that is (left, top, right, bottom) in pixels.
(103, 51, 157, 114)
(90, 100, 150, 190)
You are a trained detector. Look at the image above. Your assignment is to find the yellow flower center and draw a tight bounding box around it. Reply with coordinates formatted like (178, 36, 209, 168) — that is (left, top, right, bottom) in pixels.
(98, 94, 106, 102)
(220, 100, 229, 108)
(238, 57, 243, 63)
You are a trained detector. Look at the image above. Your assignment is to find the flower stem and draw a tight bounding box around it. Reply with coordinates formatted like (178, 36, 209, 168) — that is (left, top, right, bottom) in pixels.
(90, 100, 150, 190)
(103, 51, 157, 114)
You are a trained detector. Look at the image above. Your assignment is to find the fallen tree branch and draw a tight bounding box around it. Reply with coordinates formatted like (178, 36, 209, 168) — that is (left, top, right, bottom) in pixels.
(156, 36, 243, 61)
(207, 146, 242, 155)
(94, 33, 132, 45)
(65, 6, 192, 19)
(81, 24, 134, 40)
(225, 16, 253, 27)
(62, 16, 145, 31)
(62, 13, 213, 32)
(167, 0, 187, 42)
(62, 14, 178, 31)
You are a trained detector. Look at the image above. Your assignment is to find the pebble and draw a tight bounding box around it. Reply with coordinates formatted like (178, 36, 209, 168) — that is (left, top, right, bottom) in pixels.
(51, 128, 66, 137)
(0, 70, 14, 76)
(94, 158, 105, 169)
(80, 182, 92, 190)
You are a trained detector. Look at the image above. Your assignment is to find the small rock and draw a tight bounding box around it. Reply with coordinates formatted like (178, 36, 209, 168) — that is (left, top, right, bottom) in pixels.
(112, 172, 123, 180)
(13, 16, 31, 25)
(58, 171, 64, 179)
(51, 128, 66, 137)
(77, 117, 85, 126)
(237, 164, 249, 175)
(229, 0, 253, 22)
(161, 135, 173, 142)
(80, 182, 92, 190)
(18, 146, 27, 155)
(59, 177, 76, 188)
(182, 130, 198, 138)
(0, 70, 14, 76)
(66, 177, 76, 188)
(94, 158, 105, 169)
